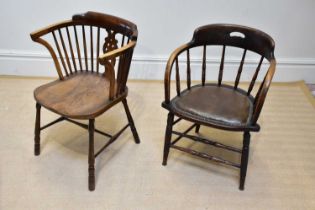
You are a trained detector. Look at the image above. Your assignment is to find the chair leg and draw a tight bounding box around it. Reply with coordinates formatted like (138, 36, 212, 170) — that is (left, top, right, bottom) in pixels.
(88, 119, 95, 191)
(195, 124, 201, 133)
(239, 131, 251, 190)
(122, 99, 140, 144)
(162, 112, 174, 166)
(34, 103, 41, 156)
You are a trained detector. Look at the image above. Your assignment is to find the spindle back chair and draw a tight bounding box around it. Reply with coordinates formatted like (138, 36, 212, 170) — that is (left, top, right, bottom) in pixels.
(162, 24, 276, 190)
(31, 11, 140, 191)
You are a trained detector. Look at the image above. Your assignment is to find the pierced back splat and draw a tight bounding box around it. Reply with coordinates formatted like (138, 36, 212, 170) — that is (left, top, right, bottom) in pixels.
(103, 30, 118, 67)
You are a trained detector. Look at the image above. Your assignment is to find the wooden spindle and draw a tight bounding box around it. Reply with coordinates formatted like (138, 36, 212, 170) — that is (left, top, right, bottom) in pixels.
(175, 57, 181, 96)
(121, 49, 133, 93)
(82, 25, 88, 71)
(186, 49, 191, 90)
(52, 31, 69, 76)
(254, 74, 266, 108)
(116, 54, 125, 96)
(234, 49, 247, 89)
(121, 35, 125, 47)
(58, 29, 72, 74)
(66, 27, 77, 72)
(90, 26, 94, 72)
(74, 26, 83, 71)
(218, 45, 226, 86)
(96, 27, 100, 73)
(202, 45, 206, 86)
(247, 56, 264, 95)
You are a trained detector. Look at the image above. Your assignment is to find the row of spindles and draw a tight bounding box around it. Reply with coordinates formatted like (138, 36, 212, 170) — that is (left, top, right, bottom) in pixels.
(50, 25, 128, 76)
(174, 45, 265, 96)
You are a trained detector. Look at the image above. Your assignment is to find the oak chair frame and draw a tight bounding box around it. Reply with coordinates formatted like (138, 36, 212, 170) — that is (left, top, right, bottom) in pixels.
(31, 11, 140, 191)
(162, 24, 276, 190)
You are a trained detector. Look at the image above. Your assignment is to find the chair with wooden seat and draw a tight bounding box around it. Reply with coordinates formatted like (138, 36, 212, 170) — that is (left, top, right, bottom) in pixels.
(30, 11, 140, 191)
(162, 24, 276, 190)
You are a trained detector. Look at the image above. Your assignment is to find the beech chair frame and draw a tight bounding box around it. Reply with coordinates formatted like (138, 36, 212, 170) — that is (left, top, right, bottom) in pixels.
(31, 11, 140, 191)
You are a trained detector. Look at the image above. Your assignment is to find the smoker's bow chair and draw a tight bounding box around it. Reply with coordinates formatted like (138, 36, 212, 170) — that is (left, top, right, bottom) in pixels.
(30, 11, 140, 191)
(162, 24, 276, 190)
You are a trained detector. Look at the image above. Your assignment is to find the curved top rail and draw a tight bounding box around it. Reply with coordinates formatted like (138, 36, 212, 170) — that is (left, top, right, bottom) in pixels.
(192, 24, 275, 60)
(31, 11, 138, 41)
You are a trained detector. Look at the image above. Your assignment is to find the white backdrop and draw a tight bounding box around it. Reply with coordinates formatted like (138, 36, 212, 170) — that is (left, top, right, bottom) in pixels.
(0, 0, 314, 82)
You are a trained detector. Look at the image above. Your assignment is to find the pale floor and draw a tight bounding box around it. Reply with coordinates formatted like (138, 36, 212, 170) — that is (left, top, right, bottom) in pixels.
(1, 78, 315, 210)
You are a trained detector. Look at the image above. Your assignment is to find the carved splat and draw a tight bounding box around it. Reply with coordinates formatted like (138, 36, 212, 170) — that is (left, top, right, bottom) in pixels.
(103, 30, 118, 66)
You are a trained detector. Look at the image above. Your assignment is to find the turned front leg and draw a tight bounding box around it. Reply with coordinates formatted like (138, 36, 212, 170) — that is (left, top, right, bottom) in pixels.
(239, 131, 250, 190)
(162, 113, 174, 166)
(88, 119, 95, 191)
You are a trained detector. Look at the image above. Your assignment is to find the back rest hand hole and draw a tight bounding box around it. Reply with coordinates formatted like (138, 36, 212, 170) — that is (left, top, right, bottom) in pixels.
(230, 32, 245, 39)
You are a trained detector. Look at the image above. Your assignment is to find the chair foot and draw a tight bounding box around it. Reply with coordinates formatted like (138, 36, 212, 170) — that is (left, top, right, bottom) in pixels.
(239, 131, 250, 190)
(195, 124, 201, 133)
(162, 113, 174, 166)
(34, 144, 40, 156)
(88, 119, 95, 191)
(122, 99, 140, 144)
(89, 167, 95, 191)
(34, 103, 41, 156)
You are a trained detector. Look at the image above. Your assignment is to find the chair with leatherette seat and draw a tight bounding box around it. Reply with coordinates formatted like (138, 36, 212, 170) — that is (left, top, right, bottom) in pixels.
(162, 24, 276, 190)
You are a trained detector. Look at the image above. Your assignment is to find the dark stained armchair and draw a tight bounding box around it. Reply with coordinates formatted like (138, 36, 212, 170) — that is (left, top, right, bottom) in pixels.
(30, 11, 140, 191)
(162, 24, 276, 190)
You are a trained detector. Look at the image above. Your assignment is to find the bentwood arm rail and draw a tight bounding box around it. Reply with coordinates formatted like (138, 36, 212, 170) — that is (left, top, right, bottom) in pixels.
(98, 40, 136, 63)
(30, 21, 73, 80)
(98, 40, 137, 100)
(251, 59, 276, 123)
(164, 42, 192, 103)
(30, 20, 73, 40)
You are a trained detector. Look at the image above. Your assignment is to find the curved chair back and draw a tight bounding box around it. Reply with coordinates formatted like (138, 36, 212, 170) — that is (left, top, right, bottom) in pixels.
(192, 24, 275, 60)
(31, 11, 138, 98)
(164, 24, 276, 124)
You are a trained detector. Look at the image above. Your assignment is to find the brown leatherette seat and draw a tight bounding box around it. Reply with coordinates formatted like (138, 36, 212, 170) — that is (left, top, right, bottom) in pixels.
(170, 84, 253, 129)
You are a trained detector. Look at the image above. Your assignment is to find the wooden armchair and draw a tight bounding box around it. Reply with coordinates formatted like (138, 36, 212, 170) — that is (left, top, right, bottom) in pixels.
(162, 24, 276, 190)
(30, 11, 140, 191)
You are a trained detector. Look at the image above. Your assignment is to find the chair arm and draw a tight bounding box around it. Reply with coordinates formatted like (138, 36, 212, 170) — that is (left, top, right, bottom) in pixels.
(30, 20, 73, 80)
(252, 59, 276, 123)
(30, 20, 72, 41)
(98, 41, 136, 100)
(98, 41, 136, 65)
(164, 42, 192, 104)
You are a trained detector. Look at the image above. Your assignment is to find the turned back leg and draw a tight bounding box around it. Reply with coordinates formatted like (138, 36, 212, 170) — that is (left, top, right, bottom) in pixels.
(34, 103, 41, 156)
(239, 131, 250, 190)
(122, 99, 140, 144)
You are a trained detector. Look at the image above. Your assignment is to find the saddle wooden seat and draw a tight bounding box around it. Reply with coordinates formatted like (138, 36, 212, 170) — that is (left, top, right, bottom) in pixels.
(34, 72, 124, 119)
